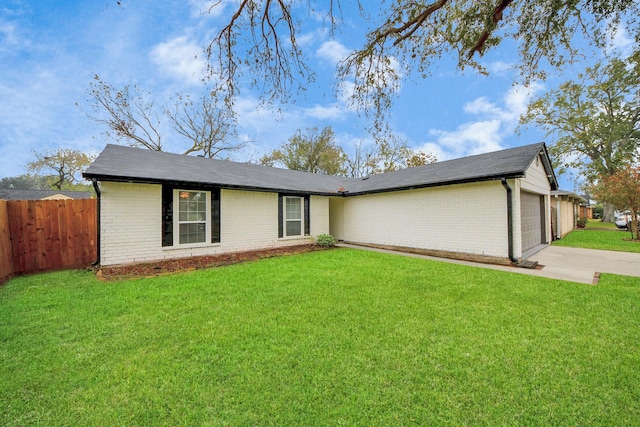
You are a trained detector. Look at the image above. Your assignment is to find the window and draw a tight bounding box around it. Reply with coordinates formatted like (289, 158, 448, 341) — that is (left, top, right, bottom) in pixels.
(285, 196, 303, 237)
(162, 186, 221, 247)
(177, 190, 208, 244)
(278, 194, 310, 238)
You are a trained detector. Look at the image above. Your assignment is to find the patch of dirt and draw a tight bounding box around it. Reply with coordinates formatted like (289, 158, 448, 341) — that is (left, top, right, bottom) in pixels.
(97, 244, 331, 281)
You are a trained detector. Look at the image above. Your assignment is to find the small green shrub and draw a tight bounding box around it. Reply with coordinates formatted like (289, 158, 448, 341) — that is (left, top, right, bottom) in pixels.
(316, 234, 336, 247)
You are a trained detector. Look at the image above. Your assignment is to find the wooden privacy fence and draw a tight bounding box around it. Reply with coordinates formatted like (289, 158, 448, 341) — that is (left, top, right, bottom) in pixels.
(0, 199, 97, 282)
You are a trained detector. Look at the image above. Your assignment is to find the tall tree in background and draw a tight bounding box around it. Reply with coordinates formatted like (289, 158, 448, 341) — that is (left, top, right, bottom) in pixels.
(0, 174, 51, 190)
(346, 136, 437, 178)
(167, 93, 244, 159)
(593, 166, 640, 240)
(377, 134, 437, 172)
(260, 127, 347, 175)
(84, 75, 243, 158)
(261, 127, 437, 177)
(205, 0, 638, 122)
(27, 148, 95, 190)
(345, 141, 380, 178)
(520, 53, 640, 220)
(85, 75, 163, 151)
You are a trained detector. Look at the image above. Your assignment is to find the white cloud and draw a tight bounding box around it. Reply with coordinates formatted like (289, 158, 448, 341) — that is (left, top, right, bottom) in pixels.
(316, 40, 350, 65)
(606, 21, 634, 58)
(304, 103, 345, 120)
(426, 120, 503, 159)
(486, 60, 513, 75)
(417, 83, 543, 161)
(465, 83, 542, 123)
(150, 36, 206, 84)
(463, 97, 502, 117)
(0, 20, 18, 48)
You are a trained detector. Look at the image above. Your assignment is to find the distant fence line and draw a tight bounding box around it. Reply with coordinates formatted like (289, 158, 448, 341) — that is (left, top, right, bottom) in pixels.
(0, 199, 97, 283)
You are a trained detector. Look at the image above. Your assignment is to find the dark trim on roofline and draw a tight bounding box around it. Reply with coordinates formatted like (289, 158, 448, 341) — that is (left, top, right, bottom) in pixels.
(343, 173, 526, 197)
(84, 172, 527, 198)
(82, 174, 339, 197)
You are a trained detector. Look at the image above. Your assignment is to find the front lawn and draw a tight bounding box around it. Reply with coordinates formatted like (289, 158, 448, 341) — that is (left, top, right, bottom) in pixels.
(585, 219, 619, 230)
(553, 228, 640, 253)
(2, 249, 639, 425)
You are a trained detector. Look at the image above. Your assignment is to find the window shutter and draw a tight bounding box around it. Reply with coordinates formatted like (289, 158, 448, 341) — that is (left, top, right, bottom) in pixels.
(211, 189, 220, 243)
(304, 195, 310, 235)
(161, 185, 173, 246)
(278, 194, 283, 238)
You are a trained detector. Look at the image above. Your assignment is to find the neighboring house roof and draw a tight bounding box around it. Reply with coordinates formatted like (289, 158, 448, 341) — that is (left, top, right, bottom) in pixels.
(0, 189, 94, 200)
(83, 142, 558, 195)
(551, 190, 587, 204)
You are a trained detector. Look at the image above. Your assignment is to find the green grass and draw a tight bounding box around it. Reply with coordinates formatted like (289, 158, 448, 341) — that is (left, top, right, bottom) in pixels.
(2, 249, 640, 425)
(585, 219, 619, 230)
(553, 228, 640, 253)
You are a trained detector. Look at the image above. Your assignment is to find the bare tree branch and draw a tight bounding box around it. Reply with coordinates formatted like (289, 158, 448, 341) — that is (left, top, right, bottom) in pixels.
(84, 75, 163, 151)
(167, 93, 244, 158)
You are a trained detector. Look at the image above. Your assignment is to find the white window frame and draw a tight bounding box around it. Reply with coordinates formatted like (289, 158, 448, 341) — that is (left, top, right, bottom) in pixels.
(283, 196, 304, 238)
(173, 189, 211, 246)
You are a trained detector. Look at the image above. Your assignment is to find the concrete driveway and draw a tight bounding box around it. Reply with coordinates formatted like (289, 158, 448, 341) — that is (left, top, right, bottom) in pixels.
(527, 246, 640, 284)
(338, 243, 640, 285)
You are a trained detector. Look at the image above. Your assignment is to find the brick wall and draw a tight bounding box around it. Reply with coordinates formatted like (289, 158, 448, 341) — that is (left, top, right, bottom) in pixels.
(100, 182, 161, 266)
(99, 182, 330, 266)
(310, 195, 329, 237)
(342, 181, 509, 258)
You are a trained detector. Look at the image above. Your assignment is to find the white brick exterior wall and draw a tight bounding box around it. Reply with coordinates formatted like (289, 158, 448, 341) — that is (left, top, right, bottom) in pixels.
(100, 182, 330, 266)
(310, 195, 329, 237)
(329, 198, 345, 239)
(341, 181, 509, 258)
(100, 182, 162, 266)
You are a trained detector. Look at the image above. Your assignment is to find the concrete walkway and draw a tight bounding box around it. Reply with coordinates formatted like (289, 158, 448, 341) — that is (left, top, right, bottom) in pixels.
(528, 246, 640, 283)
(337, 243, 640, 285)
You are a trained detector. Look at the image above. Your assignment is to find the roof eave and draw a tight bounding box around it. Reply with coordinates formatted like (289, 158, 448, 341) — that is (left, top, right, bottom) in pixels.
(83, 173, 341, 197)
(344, 173, 525, 196)
(527, 143, 558, 191)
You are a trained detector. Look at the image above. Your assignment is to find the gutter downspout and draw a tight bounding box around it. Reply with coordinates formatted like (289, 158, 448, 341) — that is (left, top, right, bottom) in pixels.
(556, 195, 561, 240)
(501, 178, 518, 264)
(91, 179, 101, 266)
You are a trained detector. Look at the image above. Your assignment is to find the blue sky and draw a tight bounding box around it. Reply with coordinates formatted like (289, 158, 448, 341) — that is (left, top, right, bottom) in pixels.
(0, 1, 634, 191)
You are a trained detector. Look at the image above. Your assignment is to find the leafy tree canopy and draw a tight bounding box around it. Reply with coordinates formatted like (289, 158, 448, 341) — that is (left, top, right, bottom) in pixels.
(0, 174, 51, 190)
(27, 148, 95, 190)
(520, 52, 640, 184)
(347, 134, 437, 178)
(260, 126, 348, 175)
(205, 0, 639, 121)
(593, 166, 640, 239)
(261, 127, 437, 177)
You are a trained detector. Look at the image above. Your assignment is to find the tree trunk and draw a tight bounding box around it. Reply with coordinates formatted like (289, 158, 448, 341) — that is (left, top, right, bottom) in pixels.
(602, 202, 617, 222)
(631, 210, 639, 241)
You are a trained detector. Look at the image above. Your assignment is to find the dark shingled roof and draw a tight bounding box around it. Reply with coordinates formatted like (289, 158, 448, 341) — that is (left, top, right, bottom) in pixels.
(346, 142, 558, 194)
(0, 189, 94, 200)
(83, 142, 557, 195)
(83, 144, 351, 195)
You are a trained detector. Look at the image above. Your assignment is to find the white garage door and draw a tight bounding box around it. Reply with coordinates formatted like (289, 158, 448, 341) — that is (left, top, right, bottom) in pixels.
(520, 191, 544, 252)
